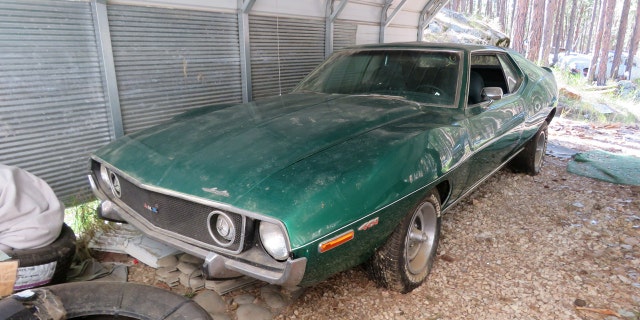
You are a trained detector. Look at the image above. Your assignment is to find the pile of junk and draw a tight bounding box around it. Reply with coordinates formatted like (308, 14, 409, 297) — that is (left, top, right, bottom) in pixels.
(0, 164, 211, 320)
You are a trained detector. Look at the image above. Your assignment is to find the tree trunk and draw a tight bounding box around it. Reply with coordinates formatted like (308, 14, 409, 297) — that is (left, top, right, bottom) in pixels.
(587, 0, 608, 81)
(610, 0, 631, 79)
(450, 0, 460, 12)
(627, 0, 640, 77)
(511, 0, 530, 53)
(585, 0, 600, 53)
(572, 5, 585, 53)
(510, 0, 518, 34)
(593, 0, 616, 85)
(498, 0, 507, 31)
(564, 0, 578, 54)
(527, 0, 545, 62)
(496, 0, 504, 30)
(486, 0, 493, 17)
(540, 0, 559, 66)
(551, 0, 567, 66)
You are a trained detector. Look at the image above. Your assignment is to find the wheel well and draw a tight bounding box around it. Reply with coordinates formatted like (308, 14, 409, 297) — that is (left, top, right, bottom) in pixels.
(435, 180, 450, 205)
(546, 107, 556, 124)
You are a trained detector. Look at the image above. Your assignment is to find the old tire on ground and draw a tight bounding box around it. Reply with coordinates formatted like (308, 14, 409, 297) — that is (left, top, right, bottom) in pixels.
(7, 223, 76, 291)
(510, 122, 548, 176)
(43, 282, 212, 319)
(366, 190, 441, 293)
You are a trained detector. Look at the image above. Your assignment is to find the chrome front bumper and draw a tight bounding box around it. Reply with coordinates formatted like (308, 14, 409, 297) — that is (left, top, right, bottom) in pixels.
(89, 174, 307, 287)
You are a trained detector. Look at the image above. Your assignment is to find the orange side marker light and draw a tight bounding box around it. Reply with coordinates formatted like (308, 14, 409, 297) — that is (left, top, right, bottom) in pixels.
(318, 230, 355, 253)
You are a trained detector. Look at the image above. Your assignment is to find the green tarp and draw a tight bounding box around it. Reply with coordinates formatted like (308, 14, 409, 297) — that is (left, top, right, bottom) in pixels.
(567, 150, 640, 186)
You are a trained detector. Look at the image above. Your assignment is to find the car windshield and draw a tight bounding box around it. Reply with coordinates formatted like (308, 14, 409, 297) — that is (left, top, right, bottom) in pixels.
(295, 49, 461, 106)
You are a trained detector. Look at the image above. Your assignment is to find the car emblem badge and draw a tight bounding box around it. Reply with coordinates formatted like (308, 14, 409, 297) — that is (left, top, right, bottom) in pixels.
(202, 187, 230, 197)
(358, 217, 379, 231)
(144, 203, 159, 214)
(108, 171, 122, 198)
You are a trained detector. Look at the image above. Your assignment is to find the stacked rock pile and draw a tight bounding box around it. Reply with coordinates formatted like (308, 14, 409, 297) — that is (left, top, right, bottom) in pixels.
(155, 253, 206, 290)
(152, 253, 305, 319)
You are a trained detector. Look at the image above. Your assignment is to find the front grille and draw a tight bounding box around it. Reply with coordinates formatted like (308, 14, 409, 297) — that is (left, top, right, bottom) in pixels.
(92, 161, 248, 253)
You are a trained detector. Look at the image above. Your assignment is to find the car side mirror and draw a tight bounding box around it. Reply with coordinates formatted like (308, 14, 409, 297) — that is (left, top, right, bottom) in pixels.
(482, 87, 503, 101)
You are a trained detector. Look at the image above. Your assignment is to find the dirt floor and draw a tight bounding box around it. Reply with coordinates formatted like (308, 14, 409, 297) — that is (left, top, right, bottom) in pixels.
(126, 117, 640, 319)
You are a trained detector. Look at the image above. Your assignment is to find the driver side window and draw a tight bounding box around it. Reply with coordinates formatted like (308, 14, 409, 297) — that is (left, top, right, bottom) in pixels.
(468, 53, 523, 105)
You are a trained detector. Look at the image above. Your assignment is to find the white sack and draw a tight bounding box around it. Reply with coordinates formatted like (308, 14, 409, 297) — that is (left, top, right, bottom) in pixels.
(0, 163, 64, 251)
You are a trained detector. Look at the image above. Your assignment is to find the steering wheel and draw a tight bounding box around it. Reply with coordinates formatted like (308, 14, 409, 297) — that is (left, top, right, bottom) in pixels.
(415, 84, 448, 99)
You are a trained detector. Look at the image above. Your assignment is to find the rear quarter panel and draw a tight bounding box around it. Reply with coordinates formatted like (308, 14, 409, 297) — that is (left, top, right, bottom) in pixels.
(509, 52, 558, 140)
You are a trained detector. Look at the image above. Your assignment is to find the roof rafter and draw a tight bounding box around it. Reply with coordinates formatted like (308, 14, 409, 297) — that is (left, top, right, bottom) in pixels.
(379, 0, 409, 43)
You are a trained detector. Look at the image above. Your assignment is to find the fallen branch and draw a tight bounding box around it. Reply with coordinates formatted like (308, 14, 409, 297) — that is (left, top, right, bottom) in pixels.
(575, 306, 621, 318)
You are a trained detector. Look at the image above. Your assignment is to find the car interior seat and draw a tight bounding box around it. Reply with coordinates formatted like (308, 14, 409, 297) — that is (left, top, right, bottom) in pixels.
(468, 71, 485, 104)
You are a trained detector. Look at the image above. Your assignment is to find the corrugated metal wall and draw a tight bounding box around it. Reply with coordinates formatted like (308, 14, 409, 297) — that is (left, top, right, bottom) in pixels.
(334, 22, 357, 51)
(249, 15, 325, 99)
(0, 0, 431, 203)
(107, 5, 243, 134)
(0, 0, 113, 202)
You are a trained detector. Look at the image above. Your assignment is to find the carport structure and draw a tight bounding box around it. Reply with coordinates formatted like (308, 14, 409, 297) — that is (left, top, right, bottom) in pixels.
(0, 0, 449, 201)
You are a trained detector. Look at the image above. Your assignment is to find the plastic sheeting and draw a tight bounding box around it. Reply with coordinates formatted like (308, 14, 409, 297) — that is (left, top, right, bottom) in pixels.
(0, 164, 64, 251)
(567, 150, 640, 186)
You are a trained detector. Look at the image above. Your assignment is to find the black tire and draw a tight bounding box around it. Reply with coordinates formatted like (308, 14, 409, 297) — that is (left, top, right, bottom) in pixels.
(11, 282, 212, 320)
(510, 122, 548, 176)
(6, 223, 76, 291)
(366, 190, 441, 293)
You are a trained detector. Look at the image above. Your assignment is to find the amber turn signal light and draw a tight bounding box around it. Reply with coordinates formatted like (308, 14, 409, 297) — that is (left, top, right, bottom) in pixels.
(318, 230, 354, 253)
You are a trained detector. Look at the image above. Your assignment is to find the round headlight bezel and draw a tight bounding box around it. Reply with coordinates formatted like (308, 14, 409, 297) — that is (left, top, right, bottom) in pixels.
(207, 211, 237, 247)
(259, 221, 290, 261)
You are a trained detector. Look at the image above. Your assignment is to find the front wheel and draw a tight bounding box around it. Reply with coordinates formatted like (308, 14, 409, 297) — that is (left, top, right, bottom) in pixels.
(366, 190, 441, 293)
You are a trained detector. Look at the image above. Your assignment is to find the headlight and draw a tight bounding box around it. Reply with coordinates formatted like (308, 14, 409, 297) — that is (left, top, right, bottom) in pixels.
(99, 164, 110, 185)
(208, 211, 237, 247)
(100, 166, 121, 198)
(259, 221, 289, 261)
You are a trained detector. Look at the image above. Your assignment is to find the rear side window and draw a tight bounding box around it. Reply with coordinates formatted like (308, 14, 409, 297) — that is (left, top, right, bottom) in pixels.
(497, 55, 522, 94)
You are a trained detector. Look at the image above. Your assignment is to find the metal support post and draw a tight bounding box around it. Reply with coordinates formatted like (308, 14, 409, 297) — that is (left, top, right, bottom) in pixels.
(91, 0, 124, 138)
(325, 0, 349, 58)
(379, 0, 408, 43)
(238, 0, 256, 102)
(418, 0, 449, 41)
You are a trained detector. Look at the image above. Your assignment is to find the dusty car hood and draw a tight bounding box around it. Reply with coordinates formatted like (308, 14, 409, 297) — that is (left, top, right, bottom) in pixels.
(94, 93, 457, 217)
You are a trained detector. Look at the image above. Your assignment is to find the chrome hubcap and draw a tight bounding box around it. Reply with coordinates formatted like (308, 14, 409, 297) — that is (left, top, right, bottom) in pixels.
(534, 131, 546, 169)
(404, 203, 437, 275)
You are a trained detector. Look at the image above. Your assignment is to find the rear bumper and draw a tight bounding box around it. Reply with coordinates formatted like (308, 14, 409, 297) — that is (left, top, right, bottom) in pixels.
(89, 174, 307, 287)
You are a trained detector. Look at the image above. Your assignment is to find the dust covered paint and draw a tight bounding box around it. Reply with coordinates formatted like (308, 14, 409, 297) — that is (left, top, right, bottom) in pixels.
(89, 42, 557, 290)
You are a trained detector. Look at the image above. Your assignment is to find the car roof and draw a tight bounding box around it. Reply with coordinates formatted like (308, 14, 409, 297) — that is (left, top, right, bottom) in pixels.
(345, 42, 506, 53)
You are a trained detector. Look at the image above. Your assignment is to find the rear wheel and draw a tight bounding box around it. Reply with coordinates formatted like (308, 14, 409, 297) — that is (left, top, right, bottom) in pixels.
(367, 190, 441, 293)
(510, 122, 548, 176)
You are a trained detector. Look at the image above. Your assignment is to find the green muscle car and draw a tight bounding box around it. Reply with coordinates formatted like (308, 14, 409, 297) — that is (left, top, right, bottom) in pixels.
(89, 42, 557, 293)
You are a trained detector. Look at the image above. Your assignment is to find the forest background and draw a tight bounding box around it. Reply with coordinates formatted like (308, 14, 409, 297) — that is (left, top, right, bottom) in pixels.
(445, 0, 640, 86)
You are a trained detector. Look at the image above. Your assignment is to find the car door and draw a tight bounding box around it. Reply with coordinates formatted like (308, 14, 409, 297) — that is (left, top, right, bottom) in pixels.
(463, 52, 526, 186)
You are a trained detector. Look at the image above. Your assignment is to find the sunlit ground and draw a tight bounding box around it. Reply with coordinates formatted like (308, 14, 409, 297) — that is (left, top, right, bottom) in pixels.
(550, 68, 640, 158)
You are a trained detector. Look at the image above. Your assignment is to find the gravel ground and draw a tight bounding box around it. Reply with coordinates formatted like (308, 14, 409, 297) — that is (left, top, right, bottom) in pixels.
(276, 156, 639, 320)
(127, 118, 640, 320)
